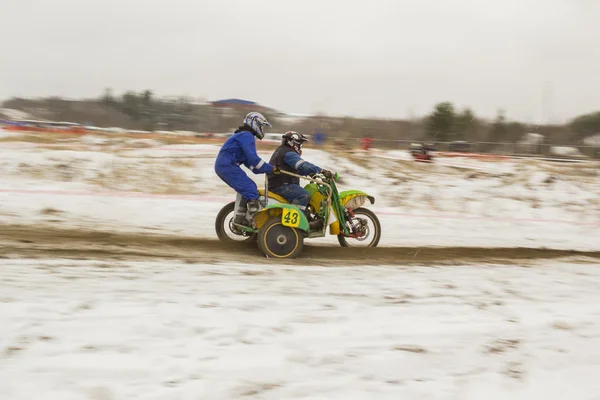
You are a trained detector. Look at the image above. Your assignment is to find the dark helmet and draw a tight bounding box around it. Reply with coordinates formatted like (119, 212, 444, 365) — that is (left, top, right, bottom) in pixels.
(281, 131, 309, 155)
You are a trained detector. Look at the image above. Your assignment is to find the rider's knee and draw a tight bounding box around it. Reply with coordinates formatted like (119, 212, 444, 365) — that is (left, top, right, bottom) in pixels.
(297, 192, 310, 206)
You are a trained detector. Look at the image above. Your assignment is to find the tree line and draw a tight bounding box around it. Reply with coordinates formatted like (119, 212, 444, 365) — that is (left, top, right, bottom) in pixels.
(424, 101, 600, 144)
(101, 88, 210, 132)
(3, 89, 600, 145)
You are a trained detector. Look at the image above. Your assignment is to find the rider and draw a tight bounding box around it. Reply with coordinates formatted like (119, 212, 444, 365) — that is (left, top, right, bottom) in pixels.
(267, 131, 333, 230)
(214, 112, 279, 226)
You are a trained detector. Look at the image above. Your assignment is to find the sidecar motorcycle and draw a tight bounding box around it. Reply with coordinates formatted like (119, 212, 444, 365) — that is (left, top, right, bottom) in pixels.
(215, 171, 381, 259)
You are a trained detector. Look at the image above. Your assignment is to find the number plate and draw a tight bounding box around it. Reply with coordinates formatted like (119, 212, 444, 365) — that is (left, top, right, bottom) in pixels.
(281, 208, 300, 227)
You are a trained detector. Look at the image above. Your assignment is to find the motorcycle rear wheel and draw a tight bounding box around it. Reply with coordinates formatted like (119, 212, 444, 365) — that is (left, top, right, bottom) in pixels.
(215, 202, 257, 243)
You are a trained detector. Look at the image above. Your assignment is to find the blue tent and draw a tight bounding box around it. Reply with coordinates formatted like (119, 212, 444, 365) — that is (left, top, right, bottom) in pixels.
(212, 98, 258, 106)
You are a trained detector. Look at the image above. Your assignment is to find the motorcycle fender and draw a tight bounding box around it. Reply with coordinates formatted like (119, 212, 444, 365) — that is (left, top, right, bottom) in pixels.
(254, 204, 309, 232)
(339, 190, 375, 210)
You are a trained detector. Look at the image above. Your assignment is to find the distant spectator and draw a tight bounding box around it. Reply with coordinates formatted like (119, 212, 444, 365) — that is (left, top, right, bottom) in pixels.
(360, 134, 373, 151)
(313, 129, 326, 145)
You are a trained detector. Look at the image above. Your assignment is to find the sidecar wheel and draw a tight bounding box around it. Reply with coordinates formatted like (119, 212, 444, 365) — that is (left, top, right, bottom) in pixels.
(215, 202, 257, 243)
(258, 217, 304, 259)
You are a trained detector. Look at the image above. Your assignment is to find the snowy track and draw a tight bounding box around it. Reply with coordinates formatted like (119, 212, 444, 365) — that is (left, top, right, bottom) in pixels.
(1, 224, 599, 265)
(2, 259, 600, 399)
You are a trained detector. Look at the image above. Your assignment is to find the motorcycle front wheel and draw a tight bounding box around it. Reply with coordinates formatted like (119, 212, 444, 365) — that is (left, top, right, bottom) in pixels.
(337, 207, 381, 248)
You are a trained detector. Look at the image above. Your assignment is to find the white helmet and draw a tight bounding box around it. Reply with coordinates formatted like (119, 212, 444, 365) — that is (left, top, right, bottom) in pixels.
(243, 112, 271, 140)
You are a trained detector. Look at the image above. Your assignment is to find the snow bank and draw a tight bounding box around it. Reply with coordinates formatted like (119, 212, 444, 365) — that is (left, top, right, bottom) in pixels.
(0, 108, 32, 120)
(0, 128, 22, 139)
(583, 134, 600, 146)
(549, 146, 585, 157)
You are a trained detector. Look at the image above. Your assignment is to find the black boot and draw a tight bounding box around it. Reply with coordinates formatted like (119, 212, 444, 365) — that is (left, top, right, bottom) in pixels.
(309, 218, 324, 231)
(247, 199, 260, 214)
(304, 209, 323, 231)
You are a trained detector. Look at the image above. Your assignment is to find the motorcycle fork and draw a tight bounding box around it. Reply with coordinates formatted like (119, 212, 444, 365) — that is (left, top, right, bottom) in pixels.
(344, 208, 366, 238)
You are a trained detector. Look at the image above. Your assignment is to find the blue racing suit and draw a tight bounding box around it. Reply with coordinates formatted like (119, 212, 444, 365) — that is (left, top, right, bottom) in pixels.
(214, 129, 274, 201)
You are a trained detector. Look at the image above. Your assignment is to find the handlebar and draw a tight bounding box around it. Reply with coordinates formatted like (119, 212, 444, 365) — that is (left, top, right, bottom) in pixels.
(277, 170, 335, 204)
(279, 170, 337, 184)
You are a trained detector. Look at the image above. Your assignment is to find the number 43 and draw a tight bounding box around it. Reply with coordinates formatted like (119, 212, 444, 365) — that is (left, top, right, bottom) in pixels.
(282, 209, 300, 227)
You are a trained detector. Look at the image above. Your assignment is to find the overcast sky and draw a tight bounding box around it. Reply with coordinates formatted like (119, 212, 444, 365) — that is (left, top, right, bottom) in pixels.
(1, 0, 599, 123)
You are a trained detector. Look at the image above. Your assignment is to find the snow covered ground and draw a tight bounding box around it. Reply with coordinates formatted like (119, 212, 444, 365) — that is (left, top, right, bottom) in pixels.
(0, 134, 598, 250)
(1, 133, 600, 399)
(2, 259, 600, 400)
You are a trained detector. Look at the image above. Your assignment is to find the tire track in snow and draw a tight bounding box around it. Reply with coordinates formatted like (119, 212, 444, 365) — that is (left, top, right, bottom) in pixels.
(1, 224, 598, 265)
